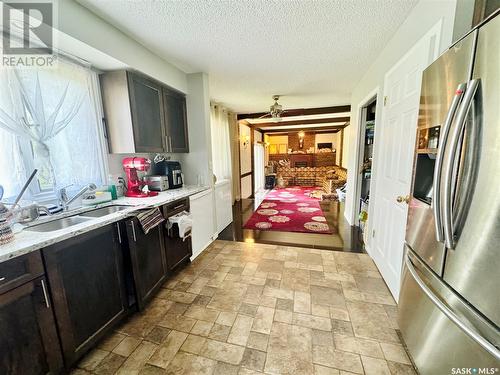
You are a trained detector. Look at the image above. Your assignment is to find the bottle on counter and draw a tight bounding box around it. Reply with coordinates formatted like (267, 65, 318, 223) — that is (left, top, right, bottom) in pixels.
(107, 175, 118, 200)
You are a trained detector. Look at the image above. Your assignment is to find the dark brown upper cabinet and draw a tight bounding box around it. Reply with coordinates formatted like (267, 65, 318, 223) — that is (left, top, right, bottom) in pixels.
(128, 73, 165, 153)
(163, 88, 189, 153)
(100, 70, 189, 154)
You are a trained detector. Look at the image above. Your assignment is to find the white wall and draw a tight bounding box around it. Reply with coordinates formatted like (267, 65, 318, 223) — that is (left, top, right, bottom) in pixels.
(239, 123, 252, 198)
(341, 128, 348, 168)
(315, 133, 338, 151)
(239, 124, 252, 174)
(181, 73, 213, 187)
(254, 130, 262, 143)
(58, 0, 187, 93)
(344, 0, 457, 241)
(241, 175, 252, 199)
(57, 0, 213, 191)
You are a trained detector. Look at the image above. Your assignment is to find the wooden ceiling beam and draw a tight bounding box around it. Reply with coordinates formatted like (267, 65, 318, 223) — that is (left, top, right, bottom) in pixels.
(237, 105, 351, 120)
(253, 116, 349, 128)
(262, 125, 346, 134)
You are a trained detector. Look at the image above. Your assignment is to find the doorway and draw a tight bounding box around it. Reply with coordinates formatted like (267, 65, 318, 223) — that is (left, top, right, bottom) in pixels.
(253, 142, 265, 196)
(354, 95, 377, 244)
(370, 21, 441, 298)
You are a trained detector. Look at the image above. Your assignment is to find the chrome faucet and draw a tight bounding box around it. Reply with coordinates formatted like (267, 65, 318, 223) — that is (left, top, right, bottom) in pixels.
(58, 183, 97, 211)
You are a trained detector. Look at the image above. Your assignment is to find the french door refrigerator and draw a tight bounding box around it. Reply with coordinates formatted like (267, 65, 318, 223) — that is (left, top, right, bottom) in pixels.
(398, 11, 500, 374)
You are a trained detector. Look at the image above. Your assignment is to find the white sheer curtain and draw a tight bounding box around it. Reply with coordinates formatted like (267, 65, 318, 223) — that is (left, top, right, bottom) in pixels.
(0, 59, 107, 201)
(210, 104, 232, 182)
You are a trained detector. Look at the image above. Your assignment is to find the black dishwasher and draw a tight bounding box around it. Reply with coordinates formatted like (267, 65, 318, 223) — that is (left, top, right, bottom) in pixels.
(124, 217, 168, 310)
(162, 198, 192, 272)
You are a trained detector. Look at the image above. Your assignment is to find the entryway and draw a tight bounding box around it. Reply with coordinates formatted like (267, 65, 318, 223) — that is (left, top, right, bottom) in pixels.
(364, 21, 442, 298)
(354, 94, 378, 246)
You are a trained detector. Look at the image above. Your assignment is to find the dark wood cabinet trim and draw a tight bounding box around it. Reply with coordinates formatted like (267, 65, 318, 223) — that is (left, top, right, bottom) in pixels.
(43, 224, 128, 367)
(0, 276, 63, 374)
(126, 72, 165, 153)
(0, 251, 44, 294)
(125, 218, 168, 310)
(162, 88, 190, 153)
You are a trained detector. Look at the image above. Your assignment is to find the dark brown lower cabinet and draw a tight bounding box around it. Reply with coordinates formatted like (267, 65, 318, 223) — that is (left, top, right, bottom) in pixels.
(43, 224, 128, 367)
(0, 276, 63, 375)
(124, 218, 168, 310)
(162, 199, 192, 271)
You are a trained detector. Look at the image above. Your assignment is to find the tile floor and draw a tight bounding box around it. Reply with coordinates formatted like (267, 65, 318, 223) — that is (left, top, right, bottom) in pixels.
(72, 240, 415, 375)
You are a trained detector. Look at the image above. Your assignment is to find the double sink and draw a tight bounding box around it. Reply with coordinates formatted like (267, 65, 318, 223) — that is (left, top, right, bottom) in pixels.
(26, 205, 130, 232)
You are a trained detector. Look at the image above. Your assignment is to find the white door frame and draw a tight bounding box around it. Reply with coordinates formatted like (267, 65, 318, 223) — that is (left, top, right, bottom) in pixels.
(370, 20, 442, 299)
(352, 88, 380, 229)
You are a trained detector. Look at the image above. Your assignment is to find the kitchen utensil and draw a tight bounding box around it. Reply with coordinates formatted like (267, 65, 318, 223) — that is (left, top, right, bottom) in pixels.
(11, 169, 38, 208)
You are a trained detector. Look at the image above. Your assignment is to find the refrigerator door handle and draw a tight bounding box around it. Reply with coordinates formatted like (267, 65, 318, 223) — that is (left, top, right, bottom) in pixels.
(432, 83, 467, 242)
(404, 254, 500, 360)
(442, 79, 480, 249)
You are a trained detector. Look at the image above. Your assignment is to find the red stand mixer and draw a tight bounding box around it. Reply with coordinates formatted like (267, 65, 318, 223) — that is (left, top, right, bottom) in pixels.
(122, 157, 158, 198)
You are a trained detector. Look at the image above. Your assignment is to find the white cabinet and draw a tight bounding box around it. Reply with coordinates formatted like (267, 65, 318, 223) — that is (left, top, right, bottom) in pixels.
(189, 189, 216, 260)
(214, 180, 233, 234)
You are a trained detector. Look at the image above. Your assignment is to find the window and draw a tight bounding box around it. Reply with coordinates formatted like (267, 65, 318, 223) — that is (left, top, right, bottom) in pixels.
(0, 58, 108, 203)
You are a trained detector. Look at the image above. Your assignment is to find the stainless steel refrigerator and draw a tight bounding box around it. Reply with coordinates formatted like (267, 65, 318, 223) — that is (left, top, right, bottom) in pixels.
(398, 11, 500, 374)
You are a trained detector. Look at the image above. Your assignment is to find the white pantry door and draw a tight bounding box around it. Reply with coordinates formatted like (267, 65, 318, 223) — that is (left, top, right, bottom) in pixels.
(370, 22, 441, 299)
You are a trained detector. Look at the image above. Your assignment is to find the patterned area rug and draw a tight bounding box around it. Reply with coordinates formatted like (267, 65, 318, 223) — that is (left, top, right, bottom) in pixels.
(243, 186, 332, 234)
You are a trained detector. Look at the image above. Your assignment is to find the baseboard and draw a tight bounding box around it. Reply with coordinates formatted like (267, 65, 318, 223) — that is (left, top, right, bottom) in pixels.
(190, 235, 218, 261)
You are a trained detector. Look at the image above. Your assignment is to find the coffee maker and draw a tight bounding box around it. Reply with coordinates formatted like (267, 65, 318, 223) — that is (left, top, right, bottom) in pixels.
(122, 157, 159, 197)
(153, 161, 183, 189)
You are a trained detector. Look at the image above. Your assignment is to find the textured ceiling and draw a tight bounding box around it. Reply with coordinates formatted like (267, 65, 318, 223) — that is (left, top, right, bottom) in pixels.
(77, 0, 418, 113)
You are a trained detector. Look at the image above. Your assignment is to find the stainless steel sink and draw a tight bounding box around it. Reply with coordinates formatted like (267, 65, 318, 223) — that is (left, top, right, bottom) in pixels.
(27, 216, 92, 232)
(79, 205, 130, 218)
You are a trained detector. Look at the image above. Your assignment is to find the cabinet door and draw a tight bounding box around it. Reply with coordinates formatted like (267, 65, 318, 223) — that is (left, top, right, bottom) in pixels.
(43, 224, 127, 367)
(163, 89, 189, 153)
(0, 277, 63, 375)
(164, 225, 192, 271)
(163, 199, 192, 271)
(128, 72, 165, 153)
(125, 219, 167, 310)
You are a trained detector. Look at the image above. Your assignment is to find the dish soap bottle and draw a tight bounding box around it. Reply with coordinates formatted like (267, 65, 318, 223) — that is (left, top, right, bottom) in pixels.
(108, 175, 118, 200)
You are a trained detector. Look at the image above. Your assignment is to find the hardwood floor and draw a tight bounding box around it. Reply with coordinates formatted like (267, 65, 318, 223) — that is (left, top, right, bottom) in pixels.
(219, 198, 365, 253)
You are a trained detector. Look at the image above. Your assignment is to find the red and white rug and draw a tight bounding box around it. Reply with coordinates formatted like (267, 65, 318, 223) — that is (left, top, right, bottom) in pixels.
(243, 186, 332, 234)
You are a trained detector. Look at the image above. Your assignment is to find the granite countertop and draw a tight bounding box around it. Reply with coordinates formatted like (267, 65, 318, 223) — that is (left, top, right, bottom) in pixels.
(0, 185, 210, 263)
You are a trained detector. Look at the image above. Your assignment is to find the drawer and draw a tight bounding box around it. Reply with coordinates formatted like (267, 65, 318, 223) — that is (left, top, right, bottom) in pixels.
(0, 251, 44, 294)
(163, 198, 189, 216)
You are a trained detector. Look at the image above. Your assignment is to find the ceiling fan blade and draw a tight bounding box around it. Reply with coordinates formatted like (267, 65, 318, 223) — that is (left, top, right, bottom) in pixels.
(258, 113, 271, 119)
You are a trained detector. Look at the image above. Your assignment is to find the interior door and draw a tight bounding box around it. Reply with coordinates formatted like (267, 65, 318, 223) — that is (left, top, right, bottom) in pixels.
(370, 23, 442, 299)
(254, 143, 265, 193)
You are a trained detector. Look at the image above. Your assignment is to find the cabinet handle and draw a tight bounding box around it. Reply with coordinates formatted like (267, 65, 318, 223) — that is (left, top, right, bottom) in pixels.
(131, 220, 137, 242)
(41, 279, 50, 309)
(172, 204, 185, 211)
(0, 277, 5, 282)
(116, 222, 122, 244)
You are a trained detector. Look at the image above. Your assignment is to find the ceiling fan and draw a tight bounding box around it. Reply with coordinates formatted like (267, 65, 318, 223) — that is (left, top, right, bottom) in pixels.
(259, 95, 287, 119)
